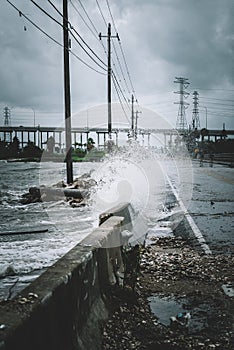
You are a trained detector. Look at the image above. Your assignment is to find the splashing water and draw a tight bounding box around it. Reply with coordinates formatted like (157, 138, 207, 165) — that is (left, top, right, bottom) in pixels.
(90, 140, 193, 245)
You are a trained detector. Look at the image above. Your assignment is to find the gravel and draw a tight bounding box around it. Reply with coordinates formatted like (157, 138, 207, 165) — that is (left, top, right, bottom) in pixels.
(101, 236, 234, 350)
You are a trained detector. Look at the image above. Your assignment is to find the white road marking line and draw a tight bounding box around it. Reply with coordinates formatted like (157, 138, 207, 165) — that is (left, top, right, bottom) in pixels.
(165, 173, 212, 255)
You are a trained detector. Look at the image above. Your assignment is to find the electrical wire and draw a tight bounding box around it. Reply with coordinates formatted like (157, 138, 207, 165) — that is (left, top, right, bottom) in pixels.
(104, 0, 132, 95)
(195, 88, 234, 92)
(96, 0, 107, 26)
(47, 0, 63, 17)
(95, 0, 133, 104)
(30, 0, 62, 27)
(70, 0, 110, 64)
(105, 0, 117, 32)
(112, 41, 131, 94)
(5, 0, 106, 75)
(69, 30, 107, 71)
(6, 0, 63, 47)
(30, 0, 107, 71)
(48, 0, 125, 89)
(70, 1, 98, 43)
(105, 0, 138, 101)
(69, 26, 107, 68)
(70, 50, 106, 75)
(112, 72, 131, 110)
(112, 76, 130, 124)
(199, 96, 234, 102)
(74, 0, 99, 35)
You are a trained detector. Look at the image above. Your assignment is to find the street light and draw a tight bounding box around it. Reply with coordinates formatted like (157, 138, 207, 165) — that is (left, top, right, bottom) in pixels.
(200, 106, 208, 129)
(28, 107, 36, 128)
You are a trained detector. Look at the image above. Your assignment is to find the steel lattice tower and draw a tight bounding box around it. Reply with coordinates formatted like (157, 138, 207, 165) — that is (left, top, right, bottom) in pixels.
(174, 77, 190, 131)
(3, 106, 11, 126)
(192, 91, 200, 129)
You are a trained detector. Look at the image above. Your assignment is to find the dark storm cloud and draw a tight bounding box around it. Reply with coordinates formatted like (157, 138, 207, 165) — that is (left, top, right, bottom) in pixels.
(0, 0, 64, 111)
(113, 0, 234, 91)
(0, 0, 233, 128)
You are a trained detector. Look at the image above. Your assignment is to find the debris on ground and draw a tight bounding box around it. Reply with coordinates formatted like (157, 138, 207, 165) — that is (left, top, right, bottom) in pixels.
(102, 236, 234, 350)
(20, 171, 96, 205)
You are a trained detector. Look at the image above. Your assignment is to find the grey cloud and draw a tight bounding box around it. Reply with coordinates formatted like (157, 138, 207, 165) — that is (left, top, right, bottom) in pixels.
(0, 0, 233, 129)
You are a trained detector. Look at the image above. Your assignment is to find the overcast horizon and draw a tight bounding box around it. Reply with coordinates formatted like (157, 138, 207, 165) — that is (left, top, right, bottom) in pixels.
(0, 0, 233, 131)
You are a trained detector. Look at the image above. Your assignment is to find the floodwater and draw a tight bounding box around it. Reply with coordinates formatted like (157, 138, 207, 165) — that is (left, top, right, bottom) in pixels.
(0, 144, 194, 299)
(0, 160, 97, 298)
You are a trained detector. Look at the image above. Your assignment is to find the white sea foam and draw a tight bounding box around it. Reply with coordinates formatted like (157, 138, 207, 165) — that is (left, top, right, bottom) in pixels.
(0, 124, 193, 296)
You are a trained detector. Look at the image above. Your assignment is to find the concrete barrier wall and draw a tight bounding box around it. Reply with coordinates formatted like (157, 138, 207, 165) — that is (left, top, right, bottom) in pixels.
(0, 203, 132, 350)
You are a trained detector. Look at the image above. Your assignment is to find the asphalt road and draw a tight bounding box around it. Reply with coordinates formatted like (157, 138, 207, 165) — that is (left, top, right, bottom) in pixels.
(188, 161, 234, 254)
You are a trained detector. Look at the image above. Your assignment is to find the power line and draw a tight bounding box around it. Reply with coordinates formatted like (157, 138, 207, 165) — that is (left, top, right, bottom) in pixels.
(30, 0, 107, 71)
(69, 30, 107, 71)
(105, 0, 118, 32)
(78, 0, 132, 103)
(47, 0, 63, 17)
(96, 0, 107, 26)
(105, 0, 138, 101)
(5, 0, 106, 75)
(112, 72, 131, 110)
(70, 0, 99, 39)
(199, 101, 234, 107)
(112, 41, 131, 94)
(203, 112, 233, 117)
(69, 26, 107, 68)
(195, 88, 234, 92)
(70, 50, 106, 75)
(6, 0, 63, 47)
(201, 105, 234, 111)
(75, 0, 99, 35)
(70, 0, 110, 66)
(30, 0, 62, 27)
(112, 77, 130, 124)
(199, 96, 234, 102)
(96, 0, 131, 94)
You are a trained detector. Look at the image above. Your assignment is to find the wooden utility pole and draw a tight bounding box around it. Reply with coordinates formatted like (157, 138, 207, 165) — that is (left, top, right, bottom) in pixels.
(135, 110, 142, 140)
(131, 94, 134, 134)
(63, 0, 73, 184)
(131, 94, 137, 137)
(99, 23, 119, 139)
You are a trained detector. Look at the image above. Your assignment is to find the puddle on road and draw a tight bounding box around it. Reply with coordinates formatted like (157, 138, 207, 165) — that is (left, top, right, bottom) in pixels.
(148, 295, 208, 333)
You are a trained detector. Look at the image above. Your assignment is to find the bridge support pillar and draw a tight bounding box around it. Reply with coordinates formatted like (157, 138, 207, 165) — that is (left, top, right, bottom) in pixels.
(21, 131, 24, 148)
(59, 132, 62, 152)
(97, 132, 100, 148)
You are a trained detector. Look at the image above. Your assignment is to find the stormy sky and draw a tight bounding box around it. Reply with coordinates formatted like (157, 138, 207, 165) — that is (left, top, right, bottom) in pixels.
(0, 0, 233, 130)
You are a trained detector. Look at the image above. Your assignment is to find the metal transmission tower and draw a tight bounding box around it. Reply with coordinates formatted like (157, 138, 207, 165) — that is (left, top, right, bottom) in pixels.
(192, 91, 200, 129)
(174, 77, 190, 131)
(3, 106, 11, 126)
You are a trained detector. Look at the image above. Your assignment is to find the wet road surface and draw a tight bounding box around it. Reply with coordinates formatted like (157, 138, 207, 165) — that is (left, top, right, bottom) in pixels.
(188, 162, 234, 254)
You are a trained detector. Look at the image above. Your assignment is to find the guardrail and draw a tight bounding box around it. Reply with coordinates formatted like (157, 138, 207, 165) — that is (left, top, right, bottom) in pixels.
(204, 153, 234, 167)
